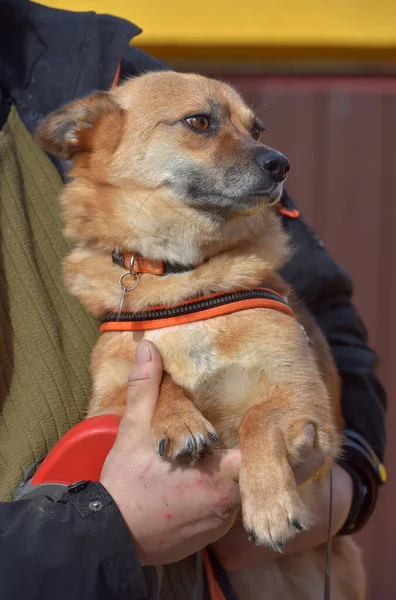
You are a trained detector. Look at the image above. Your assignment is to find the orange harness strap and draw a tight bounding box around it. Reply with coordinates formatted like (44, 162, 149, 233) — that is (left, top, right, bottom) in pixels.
(202, 549, 227, 600)
(100, 287, 294, 334)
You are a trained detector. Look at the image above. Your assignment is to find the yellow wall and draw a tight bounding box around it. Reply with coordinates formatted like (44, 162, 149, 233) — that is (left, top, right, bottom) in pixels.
(43, 0, 396, 49)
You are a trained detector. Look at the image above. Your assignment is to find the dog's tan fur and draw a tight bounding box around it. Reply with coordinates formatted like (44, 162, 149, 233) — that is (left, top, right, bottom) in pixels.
(36, 71, 365, 599)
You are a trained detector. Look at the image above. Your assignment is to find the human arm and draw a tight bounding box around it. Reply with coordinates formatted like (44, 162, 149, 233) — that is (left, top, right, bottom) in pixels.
(0, 482, 150, 600)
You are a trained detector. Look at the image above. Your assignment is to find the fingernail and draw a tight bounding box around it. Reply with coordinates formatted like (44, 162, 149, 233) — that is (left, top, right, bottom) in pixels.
(136, 340, 151, 363)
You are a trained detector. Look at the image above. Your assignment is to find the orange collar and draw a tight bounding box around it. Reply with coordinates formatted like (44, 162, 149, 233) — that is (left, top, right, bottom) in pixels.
(111, 250, 200, 276)
(100, 287, 294, 333)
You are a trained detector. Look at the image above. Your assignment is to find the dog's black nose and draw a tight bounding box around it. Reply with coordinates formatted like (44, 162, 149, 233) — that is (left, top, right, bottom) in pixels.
(256, 149, 290, 183)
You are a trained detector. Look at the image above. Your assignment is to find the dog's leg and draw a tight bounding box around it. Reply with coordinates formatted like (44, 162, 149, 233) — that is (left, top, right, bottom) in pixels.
(238, 389, 335, 552)
(152, 374, 218, 465)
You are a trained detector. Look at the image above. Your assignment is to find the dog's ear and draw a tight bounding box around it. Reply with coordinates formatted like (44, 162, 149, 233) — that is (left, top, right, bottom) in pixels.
(35, 92, 125, 159)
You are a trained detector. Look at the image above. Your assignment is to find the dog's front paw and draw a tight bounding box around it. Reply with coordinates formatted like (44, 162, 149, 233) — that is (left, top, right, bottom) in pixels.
(241, 481, 308, 552)
(152, 410, 218, 465)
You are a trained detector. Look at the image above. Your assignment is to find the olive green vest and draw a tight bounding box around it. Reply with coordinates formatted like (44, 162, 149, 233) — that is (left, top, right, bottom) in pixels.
(0, 106, 200, 599)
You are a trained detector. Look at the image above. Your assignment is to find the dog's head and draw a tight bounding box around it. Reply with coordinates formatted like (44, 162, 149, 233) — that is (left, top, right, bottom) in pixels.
(36, 72, 290, 259)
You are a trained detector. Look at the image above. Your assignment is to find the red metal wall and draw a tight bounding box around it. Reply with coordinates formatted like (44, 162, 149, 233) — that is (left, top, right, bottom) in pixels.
(223, 75, 395, 600)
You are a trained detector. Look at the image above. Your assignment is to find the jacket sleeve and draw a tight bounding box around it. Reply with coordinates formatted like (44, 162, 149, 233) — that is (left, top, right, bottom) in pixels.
(278, 192, 386, 463)
(1, 482, 157, 600)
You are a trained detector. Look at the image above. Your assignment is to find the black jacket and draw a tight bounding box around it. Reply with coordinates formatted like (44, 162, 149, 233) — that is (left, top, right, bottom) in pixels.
(0, 1, 387, 599)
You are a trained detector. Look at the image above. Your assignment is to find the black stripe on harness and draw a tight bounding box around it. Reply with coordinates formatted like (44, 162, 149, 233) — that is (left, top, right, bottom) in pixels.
(102, 287, 289, 324)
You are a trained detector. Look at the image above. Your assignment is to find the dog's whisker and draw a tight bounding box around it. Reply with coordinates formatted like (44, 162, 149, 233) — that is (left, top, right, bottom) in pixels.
(253, 103, 269, 117)
(130, 182, 165, 226)
(116, 153, 166, 184)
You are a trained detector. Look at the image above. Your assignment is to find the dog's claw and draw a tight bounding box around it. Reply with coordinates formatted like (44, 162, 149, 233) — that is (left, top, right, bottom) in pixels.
(186, 438, 195, 454)
(177, 435, 208, 462)
(153, 414, 218, 465)
(266, 541, 277, 552)
(290, 518, 304, 531)
(276, 542, 285, 553)
(209, 431, 219, 445)
(195, 434, 205, 454)
(248, 529, 258, 544)
(158, 439, 168, 456)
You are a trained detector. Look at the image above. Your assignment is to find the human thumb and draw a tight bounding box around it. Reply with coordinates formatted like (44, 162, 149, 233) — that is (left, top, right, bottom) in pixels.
(125, 340, 163, 421)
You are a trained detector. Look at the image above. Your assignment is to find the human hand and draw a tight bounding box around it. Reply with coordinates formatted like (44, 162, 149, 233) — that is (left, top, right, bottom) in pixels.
(100, 340, 241, 566)
(212, 457, 353, 572)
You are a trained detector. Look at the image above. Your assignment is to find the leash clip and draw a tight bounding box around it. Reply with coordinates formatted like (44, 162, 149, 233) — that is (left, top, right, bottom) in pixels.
(117, 254, 140, 319)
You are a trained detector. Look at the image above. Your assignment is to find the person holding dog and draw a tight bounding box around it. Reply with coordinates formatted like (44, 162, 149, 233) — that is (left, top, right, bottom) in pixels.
(0, 1, 386, 599)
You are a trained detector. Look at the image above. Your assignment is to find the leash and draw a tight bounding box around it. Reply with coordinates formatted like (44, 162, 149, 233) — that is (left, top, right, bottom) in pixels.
(324, 469, 333, 600)
(13, 416, 121, 500)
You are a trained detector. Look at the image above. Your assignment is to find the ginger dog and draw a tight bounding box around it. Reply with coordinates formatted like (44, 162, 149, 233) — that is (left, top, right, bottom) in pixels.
(36, 71, 364, 599)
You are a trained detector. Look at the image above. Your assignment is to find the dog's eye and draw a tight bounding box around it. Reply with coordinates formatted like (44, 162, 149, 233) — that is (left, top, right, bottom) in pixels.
(252, 127, 263, 141)
(185, 115, 210, 131)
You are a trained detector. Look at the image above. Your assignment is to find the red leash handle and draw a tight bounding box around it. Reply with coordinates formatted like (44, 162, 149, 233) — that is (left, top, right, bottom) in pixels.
(31, 415, 121, 486)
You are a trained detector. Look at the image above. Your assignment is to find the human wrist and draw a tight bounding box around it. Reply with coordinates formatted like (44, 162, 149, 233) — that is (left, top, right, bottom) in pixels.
(337, 429, 386, 536)
(330, 464, 354, 535)
(99, 474, 149, 564)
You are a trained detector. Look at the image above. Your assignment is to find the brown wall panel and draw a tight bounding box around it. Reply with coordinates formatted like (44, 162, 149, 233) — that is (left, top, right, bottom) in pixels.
(220, 76, 395, 599)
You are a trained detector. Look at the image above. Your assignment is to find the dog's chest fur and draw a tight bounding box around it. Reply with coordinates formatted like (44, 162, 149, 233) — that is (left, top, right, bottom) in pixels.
(91, 307, 328, 447)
